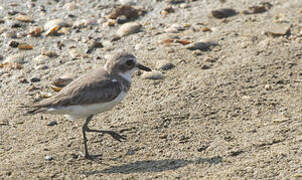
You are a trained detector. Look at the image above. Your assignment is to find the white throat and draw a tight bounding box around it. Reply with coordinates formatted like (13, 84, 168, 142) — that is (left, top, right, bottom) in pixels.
(118, 68, 137, 82)
(119, 71, 132, 82)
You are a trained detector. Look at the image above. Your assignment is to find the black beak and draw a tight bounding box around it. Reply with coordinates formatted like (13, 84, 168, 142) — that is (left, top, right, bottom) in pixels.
(136, 63, 152, 71)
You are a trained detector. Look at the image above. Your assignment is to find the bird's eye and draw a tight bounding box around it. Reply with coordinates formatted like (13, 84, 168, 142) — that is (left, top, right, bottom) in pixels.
(126, 59, 135, 66)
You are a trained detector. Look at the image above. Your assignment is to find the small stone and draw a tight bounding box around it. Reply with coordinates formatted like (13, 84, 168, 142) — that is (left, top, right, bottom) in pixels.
(34, 55, 50, 65)
(45, 155, 53, 161)
(9, 40, 19, 48)
(117, 15, 129, 24)
(242, 2, 272, 14)
(165, 24, 185, 33)
(44, 19, 71, 30)
(30, 77, 40, 82)
(109, 5, 140, 19)
(264, 84, 272, 90)
(166, 0, 185, 4)
(86, 39, 103, 54)
(4, 53, 26, 64)
(53, 73, 73, 87)
(63, 2, 78, 10)
(44, 25, 59, 36)
(156, 60, 175, 70)
(17, 43, 33, 50)
(116, 22, 142, 37)
(41, 50, 58, 58)
(186, 40, 218, 51)
(3, 31, 17, 38)
(201, 64, 211, 69)
(264, 24, 291, 37)
(15, 14, 34, 23)
(47, 120, 58, 126)
(102, 40, 113, 48)
(10, 22, 22, 28)
(142, 71, 164, 80)
(211, 8, 237, 19)
(35, 65, 49, 70)
(28, 26, 43, 37)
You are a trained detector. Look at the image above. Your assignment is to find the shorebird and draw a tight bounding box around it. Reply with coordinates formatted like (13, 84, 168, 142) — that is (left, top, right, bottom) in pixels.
(28, 52, 151, 159)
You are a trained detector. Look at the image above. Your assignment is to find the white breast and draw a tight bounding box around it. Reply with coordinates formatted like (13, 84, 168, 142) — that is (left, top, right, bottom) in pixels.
(47, 91, 127, 120)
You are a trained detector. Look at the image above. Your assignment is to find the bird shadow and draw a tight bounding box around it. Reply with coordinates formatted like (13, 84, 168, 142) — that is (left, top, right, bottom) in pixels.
(82, 156, 222, 175)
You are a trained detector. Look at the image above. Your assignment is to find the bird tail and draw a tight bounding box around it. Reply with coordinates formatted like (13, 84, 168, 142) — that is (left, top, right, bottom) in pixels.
(18, 103, 45, 116)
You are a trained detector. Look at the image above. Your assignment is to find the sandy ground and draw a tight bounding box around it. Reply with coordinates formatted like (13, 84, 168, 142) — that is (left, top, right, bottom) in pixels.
(1, 0, 302, 179)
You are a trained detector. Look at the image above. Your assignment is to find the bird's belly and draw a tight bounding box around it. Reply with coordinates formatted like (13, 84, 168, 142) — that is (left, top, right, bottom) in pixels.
(63, 91, 126, 119)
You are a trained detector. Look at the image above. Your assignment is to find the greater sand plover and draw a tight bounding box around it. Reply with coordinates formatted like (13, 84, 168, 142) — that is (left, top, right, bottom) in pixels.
(28, 52, 151, 159)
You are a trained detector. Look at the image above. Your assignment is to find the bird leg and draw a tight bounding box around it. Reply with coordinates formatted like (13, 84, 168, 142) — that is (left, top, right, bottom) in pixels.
(82, 115, 126, 159)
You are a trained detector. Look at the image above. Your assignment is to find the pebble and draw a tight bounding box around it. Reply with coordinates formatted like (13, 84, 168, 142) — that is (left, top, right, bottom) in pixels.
(35, 65, 49, 70)
(34, 55, 50, 65)
(102, 40, 113, 48)
(41, 49, 58, 58)
(264, 24, 291, 37)
(186, 40, 217, 51)
(86, 39, 103, 54)
(109, 5, 141, 20)
(142, 71, 164, 80)
(53, 73, 73, 87)
(47, 120, 58, 126)
(4, 53, 26, 64)
(4, 31, 17, 38)
(44, 155, 53, 161)
(30, 77, 40, 82)
(44, 19, 71, 30)
(9, 40, 19, 48)
(165, 24, 185, 33)
(116, 22, 142, 37)
(211, 8, 237, 19)
(119, 0, 136, 5)
(63, 2, 78, 11)
(156, 60, 175, 70)
(28, 26, 43, 37)
(18, 43, 33, 50)
(15, 14, 34, 23)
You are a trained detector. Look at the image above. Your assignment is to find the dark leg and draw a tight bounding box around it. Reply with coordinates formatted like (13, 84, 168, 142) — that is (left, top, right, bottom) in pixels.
(82, 115, 93, 159)
(81, 115, 126, 159)
(86, 129, 126, 142)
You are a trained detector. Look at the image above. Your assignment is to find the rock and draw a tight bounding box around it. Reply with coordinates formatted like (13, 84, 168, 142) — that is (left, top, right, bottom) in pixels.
(102, 40, 113, 48)
(211, 8, 237, 19)
(15, 14, 34, 23)
(34, 55, 50, 65)
(45, 155, 53, 161)
(86, 39, 103, 54)
(63, 2, 78, 10)
(242, 2, 273, 14)
(165, 24, 185, 33)
(186, 40, 218, 51)
(53, 73, 73, 87)
(17, 43, 33, 50)
(116, 22, 142, 37)
(156, 60, 175, 70)
(30, 77, 40, 82)
(119, 0, 136, 5)
(4, 53, 26, 64)
(142, 71, 164, 80)
(47, 120, 58, 126)
(41, 49, 58, 58)
(9, 40, 19, 48)
(3, 31, 17, 38)
(166, 0, 185, 4)
(44, 19, 71, 30)
(28, 26, 43, 37)
(109, 5, 141, 20)
(264, 24, 291, 37)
